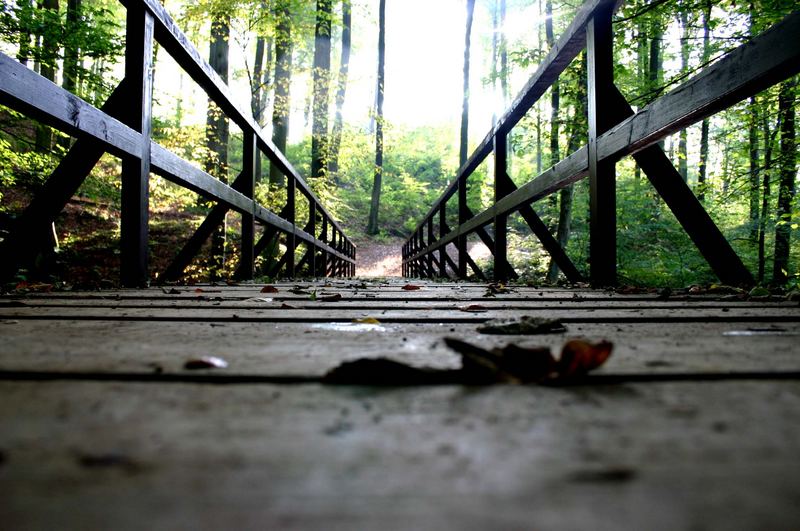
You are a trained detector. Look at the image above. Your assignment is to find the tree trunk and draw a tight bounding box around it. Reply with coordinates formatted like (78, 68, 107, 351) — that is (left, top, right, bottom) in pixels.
(758, 109, 775, 283)
(459, 0, 476, 168)
(16, 0, 33, 66)
(270, 0, 292, 186)
(311, 0, 332, 180)
(328, 0, 352, 182)
(772, 79, 797, 285)
(545, 0, 559, 168)
(252, 35, 266, 124)
(546, 51, 586, 283)
(36, 0, 59, 153)
(205, 13, 230, 279)
(63, 0, 80, 94)
(677, 9, 689, 182)
(697, 0, 711, 202)
(749, 95, 760, 241)
(366, 0, 386, 235)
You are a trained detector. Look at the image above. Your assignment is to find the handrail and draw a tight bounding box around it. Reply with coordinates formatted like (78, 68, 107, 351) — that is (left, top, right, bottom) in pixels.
(0, 0, 356, 286)
(403, 0, 800, 286)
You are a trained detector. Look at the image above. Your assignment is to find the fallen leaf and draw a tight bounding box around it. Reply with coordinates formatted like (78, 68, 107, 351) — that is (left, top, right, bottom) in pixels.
(77, 453, 141, 472)
(353, 317, 381, 324)
(245, 297, 273, 303)
(225, 280, 240, 286)
(184, 356, 229, 370)
(261, 285, 279, 293)
(281, 303, 297, 309)
(478, 316, 566, 335)
(194, 288, 205, 293)
(402, 284, 421, 291)
(558, 339, 614, 379)
(320, 293, 342, 302)
(484, 282, 511, 297)
(289, 287, 310, 295)
(161, 288, 181, 295)
(459, 304, 488, 313)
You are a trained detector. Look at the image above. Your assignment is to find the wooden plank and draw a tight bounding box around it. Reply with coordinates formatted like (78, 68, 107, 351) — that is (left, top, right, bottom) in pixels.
(0, 52, 142, 159)
(2, 377, 800, 530)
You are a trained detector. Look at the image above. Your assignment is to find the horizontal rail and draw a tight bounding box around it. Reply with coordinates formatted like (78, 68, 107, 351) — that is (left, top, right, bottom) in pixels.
(0, 0, 356, 284)
(404, 4, 799, 285)
(411, 0, 621, 236)
(131, 0, 347, 238)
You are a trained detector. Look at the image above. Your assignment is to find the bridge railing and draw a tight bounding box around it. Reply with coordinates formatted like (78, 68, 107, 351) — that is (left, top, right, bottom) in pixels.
(0, 0, 355, 287)
(402, 0, 800, 286)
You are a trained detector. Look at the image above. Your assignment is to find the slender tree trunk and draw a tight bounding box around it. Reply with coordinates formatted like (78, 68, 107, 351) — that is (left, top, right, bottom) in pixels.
(328, 0, 352, 182)
(749, 95, 760, 240)
(546, 51, 586, 283)
(634, 17, 648, 184)
(366, 0, 386, 235)
(205, 14, 230, 279)
(36, 0, 59, 153)
(758, 111, 775, 283)
(499, 0, 509, 106)
(459, 0, 476, 168)
(545, 0, 559, 168)
(63, 0, 80, 94)
(17, 0, 33, 65)
(772, 79, 797, 285)
(252, 35, 266, 124)
(311, 0, 332, 180)
(270, 1, 292, 186)
(697, 0, 711, 201)
(677, 9, 689, 182)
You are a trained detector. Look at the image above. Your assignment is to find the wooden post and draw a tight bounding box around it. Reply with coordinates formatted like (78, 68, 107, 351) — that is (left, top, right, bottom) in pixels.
(320, 215, 329, 277)
(239, 131, 256, 280)
(285, 177, 296, 277)
(457, 175, 468, 278)
(121, 4, 154, 287)
(439, 205, 447, 277)
(493, 131, 509, 281)
(308, 201, 317, 277)
(587, 4, 616, 287)
(427, 217, 435, 278)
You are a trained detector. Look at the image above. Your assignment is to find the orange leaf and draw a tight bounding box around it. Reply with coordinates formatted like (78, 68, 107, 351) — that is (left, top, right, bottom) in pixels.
(459, 304, 488, 313)
(261, 285, 279, 293)
(402, 284, 421, 291)
(557, 339, 613, 379)
(194, 288, 205, 293)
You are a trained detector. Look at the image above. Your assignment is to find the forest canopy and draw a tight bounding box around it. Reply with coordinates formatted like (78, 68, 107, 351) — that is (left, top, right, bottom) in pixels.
(0, 0, 797, 287)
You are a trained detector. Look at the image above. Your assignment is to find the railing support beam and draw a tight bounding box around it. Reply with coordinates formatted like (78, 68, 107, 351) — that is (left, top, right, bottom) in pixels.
(587, 4, 616, 287)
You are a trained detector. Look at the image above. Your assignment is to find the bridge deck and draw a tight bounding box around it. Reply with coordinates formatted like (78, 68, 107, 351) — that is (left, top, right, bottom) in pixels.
(1, 281, 800, 529)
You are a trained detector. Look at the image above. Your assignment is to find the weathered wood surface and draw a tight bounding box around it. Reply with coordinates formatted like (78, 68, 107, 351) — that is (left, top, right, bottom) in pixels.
(1, 281, 799, 529)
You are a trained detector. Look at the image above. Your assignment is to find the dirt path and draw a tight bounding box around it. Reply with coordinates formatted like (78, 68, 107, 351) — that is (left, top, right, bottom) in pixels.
(355, 239, 403, 277)
(355, 238, 490, 278)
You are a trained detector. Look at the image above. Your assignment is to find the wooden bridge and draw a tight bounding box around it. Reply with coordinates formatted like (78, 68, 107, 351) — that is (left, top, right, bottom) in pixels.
(1, 0, 800, 528)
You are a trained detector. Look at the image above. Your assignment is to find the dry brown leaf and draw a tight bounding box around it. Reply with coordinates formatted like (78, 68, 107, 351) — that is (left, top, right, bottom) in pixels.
(261, 285, 279, 293)
(281, 303, 297, 309)
(194, 288, 205, 293)
(320, 293, 343, 302)
(558, 339, 613, 379)
(402, 284, 421, 291)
